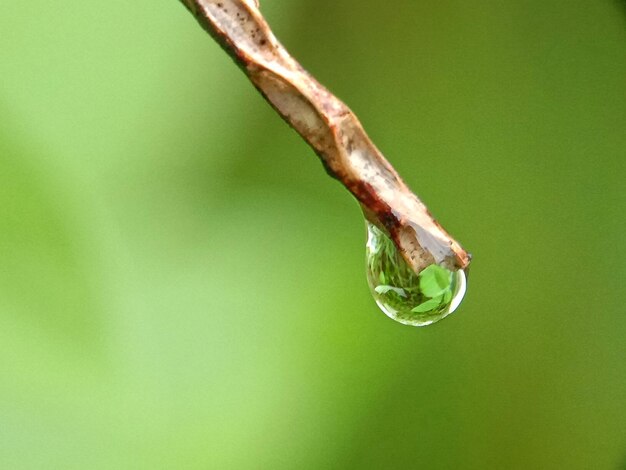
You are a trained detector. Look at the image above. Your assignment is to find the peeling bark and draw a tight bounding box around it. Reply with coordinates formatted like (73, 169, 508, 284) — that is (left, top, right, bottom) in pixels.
(178, 0, 470, 273)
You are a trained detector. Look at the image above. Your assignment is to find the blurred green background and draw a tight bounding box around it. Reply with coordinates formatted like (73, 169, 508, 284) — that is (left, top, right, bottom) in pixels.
(1, 0, 625, 468)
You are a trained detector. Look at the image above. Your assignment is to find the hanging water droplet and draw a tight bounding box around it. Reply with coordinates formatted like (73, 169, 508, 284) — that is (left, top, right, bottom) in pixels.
(366, 221, 467, 327)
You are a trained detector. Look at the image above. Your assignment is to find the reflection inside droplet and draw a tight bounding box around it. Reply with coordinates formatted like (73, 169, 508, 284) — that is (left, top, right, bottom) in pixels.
(365, 222, 468, 327)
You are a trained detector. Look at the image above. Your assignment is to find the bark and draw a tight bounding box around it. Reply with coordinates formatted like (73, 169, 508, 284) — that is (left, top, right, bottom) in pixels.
(177, 0, 470, 273)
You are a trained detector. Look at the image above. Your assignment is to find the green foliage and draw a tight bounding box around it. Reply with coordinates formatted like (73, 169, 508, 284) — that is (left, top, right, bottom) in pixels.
(418, 264, 452, 298)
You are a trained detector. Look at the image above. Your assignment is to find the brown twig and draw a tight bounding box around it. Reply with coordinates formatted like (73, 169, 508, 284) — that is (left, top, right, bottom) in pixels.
(177, 0, 470, 274)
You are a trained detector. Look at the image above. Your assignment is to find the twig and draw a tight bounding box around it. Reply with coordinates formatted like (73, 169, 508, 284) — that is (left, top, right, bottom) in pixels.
(177, 0, 470, 274)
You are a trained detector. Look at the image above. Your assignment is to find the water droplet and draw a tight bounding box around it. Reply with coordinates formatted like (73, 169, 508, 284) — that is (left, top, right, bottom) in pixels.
(366, 222, 468, 326)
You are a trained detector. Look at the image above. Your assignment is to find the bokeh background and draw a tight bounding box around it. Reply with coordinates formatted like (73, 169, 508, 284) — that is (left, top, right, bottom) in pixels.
(1, 0, 625, 468)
